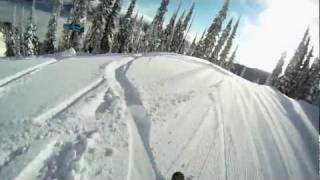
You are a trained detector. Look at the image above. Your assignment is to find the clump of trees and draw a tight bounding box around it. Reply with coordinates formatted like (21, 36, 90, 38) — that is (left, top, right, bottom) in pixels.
(266, 29, 320, 104)
(3, 0, 239, 70)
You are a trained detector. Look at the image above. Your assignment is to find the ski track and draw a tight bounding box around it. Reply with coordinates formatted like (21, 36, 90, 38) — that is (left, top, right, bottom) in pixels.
(114, 56, 159, 179)
(0, 53, 318, 180)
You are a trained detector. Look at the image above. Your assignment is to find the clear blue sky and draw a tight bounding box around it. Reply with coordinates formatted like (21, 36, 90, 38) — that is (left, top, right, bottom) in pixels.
(122, 0, 266, 39)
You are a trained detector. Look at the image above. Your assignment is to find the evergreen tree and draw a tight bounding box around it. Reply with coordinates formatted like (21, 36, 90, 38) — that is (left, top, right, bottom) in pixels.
(293, 47, 314, 99)
(100, 0, 121, 53)
(278, 29, 310, 96)
(169, 11, 185, 52)
(219, 17, 240, 66)
(144, 0, 170, 52)
(307, 57, 320, 104)
(68, 0, 89, 51)
(193, 0, 229, 58)
(210, 18, 233, 63)
(191, 29, 206, 56)
(266, 52, 286, 86)
(3, 23, 16, 57)
(170, 3, 195, 53)
(182, 3, 195, 31)
(59, 7, 73, 51)
(112, 0, 137, 53)
(43, 0, 63, 54)
(225, 45, 238, 71)
(178, 13, 195, 54)
(13, 27, 22, 57)
(23, 3, 39, 56)
(160, 5, 180, 51)
(85, 0, 113, 53)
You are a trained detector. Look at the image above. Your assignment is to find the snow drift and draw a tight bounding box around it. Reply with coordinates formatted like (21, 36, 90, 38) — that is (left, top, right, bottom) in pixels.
(0, 53, 318, 180)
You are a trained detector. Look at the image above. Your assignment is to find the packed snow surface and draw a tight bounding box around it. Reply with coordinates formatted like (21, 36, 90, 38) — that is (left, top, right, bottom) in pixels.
(0, 53, 318, 180)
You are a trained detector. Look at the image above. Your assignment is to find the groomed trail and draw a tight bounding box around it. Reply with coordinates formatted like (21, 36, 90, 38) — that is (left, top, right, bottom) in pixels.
(0, 53, 318, 180)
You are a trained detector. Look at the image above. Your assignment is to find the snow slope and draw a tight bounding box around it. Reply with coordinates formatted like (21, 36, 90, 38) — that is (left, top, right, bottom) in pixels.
(0, 53, 318, 180)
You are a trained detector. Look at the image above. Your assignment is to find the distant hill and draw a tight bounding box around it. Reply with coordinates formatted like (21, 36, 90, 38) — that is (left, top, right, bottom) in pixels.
(232, 63, 271, 84)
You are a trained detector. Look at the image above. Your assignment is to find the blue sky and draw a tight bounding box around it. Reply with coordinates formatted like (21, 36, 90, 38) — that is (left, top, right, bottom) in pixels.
(122, 0, 319, 72)
(123, 0, 266, 39)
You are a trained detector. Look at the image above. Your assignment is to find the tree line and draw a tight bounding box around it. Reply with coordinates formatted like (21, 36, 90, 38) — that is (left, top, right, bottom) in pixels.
(266, 29, 319, 105)
(2, 0, 239, 70)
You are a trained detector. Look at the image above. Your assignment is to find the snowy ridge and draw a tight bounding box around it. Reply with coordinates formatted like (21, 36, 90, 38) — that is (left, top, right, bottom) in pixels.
(0, 59, 56, 87)
(0, 53, 318, 180)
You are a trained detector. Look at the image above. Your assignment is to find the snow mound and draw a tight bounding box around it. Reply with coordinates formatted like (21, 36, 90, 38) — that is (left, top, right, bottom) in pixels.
(0, 53, 318, 180)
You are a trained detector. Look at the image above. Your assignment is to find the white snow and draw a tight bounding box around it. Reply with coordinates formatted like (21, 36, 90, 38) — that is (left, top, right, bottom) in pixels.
(0, 53, 318, 180)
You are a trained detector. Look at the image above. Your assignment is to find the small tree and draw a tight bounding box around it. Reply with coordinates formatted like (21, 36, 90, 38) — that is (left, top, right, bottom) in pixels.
(23, 5, 39, 56)
(43, 0, 63, 54)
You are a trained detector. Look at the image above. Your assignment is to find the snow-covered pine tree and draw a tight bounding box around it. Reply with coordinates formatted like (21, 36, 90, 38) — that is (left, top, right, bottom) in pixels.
(186, 35, 197, 56)
(191, 29, 206, 56)
(3, 23, 16, 57)
(266, 52, 286, 86)
(210, 18, 233, 64)
(68, 0, 89, 51)
(100, 0, 121, 53)
(193, 0, 229, 58)
(178, 13, 195, 54)
(219, 17, 240, 67)
(112, 0, 136, 53)
(84, 0, 113, 53)
(11, 6, 22, 57)
(293, 47, 314, 99)
(177, 3, 195, 53)
(169, 11, 185, 52)
(144, 0, 170, 52)
(160, 5, 180, 52)
(23, 2, 40, 56)
(225, 45, 238, 71)
(169, 3, 195, 53)
(306, 57, 320, 104)
(13, 27, 22, 57)
(43, 0, 63, 54)
(278, 29, 310, 96)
